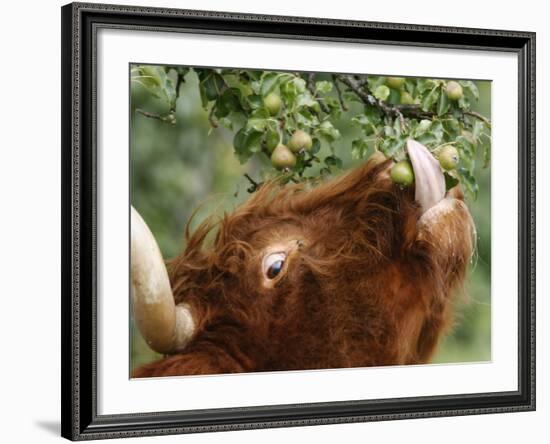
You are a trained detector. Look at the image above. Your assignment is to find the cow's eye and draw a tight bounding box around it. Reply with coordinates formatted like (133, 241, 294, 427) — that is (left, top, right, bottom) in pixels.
(263, 252, 286, 280)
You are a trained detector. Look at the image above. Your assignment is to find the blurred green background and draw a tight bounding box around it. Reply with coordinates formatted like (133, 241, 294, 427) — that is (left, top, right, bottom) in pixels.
(130, 68, 491, 371)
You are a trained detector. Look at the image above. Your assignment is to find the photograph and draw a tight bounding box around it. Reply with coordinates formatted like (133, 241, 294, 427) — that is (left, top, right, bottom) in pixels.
(129, 65, 492, 378)
(58, 2, 536, 439)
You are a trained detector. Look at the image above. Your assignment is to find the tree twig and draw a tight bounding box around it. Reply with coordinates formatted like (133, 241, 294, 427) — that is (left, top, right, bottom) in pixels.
(136, 108, 173, 123)
(337, 75, 379, 107)
(208, 105, 219, 128)
(333, 75, 348, 111)
(170, 70, 186, 113)
(336, 74, 491, 131)
(337, 75, 407, 131)
(306, 73, 330, 114)
(463, 110, 492, 128)
(354, 74, 369, 88)
(243, 173, 262, 193)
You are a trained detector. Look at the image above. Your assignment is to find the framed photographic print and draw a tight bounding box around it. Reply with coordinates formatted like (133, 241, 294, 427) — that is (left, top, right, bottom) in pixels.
(61, 2, 536, 440)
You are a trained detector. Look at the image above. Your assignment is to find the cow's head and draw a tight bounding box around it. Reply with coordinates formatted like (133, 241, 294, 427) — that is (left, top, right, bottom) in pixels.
(131, 140, 475, 374)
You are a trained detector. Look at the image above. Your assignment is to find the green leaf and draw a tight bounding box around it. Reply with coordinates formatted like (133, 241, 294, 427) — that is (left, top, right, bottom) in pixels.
(325, 97, 343, 119)
(293, 77, 307, 93)
(131, 66, 162, 92)
(456, 135, 474, 160)
(223, 73, 254, 97)
(198, 85, 209, 109)
(444, 172, 459, 191)
(245, 70, 262, 81)
(415, 135, 434, 147)
(214, 104, 229, 119)
(482, 141, 491, 168)
(260, 72, 293, 96)
(392, 117, 402, 137)
(218, 117, 233, 130)
(422, 85, 440, 112)
(457, 167, 479, 200)
(233, 128, 263, 163)
(364, 107, 383, 125)
(404, 78, 416, 95)
(264, 127, 280, 150)
(311, 138, 321, 155)
(383, 125, 395, 137)
(247, 94, 263, 110)
(387, 88, 401, 105)
(315, 81, 333, 94)
(414, 119, 432, 137)
(317, 120, 341, 142)
(246, 131, 263, 153)
(324, 155, 343, 169)
(416, 79, 437, 94)
(202, 72, 225, 101)
(250, 107, 270, 119)
(295, 109, 320, 128)
(343, 91, 363, 103)
(351, 113, 378, 136)
(280, 80, 298, 106)
(320, 167, 332, 177)
(443, 118, 461, 135)
(437, 91, 450, 116)
(351, 139, 370, 160)
(457, 95, 470, 110)
(260, 72, 280, 96)
(461, 130, 477, 146)
(430, 121, 444, 143)
(296, 91, 318, 109)
(215, 88, 243, 118)
(233, 128, 249, 162)
(459, 80, 479, 100)
(246, 118, 268, 132)
(472, 119, 485, 139)
(250, 80, 261, 95)
(351, 114, 370, 127)
(131, 65, 176, 107)
(367, 76, 387, 91)
(379, 137, 405, 159)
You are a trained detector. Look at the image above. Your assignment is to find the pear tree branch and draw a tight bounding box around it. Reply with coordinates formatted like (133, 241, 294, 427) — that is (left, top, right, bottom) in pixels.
(335, 74, 491, 128)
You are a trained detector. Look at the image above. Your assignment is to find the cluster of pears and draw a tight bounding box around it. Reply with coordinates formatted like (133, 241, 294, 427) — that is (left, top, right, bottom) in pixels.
(269, 129, 313, 170)
(263, 82, 463, 179)
(384, 76, 464, 105)
(383, 76, 463, 186)
(384, 76, 417, 106)
(390, 145, 460, 187)
(263, 93, 313, 170)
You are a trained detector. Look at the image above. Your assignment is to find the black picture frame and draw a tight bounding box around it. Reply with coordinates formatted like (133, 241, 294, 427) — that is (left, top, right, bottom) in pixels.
(61, 2, 536, 440)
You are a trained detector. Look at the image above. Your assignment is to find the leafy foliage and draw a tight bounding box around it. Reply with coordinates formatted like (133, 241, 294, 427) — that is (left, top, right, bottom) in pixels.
(131, 66, 491, 199)
(130, 66, 492, 368)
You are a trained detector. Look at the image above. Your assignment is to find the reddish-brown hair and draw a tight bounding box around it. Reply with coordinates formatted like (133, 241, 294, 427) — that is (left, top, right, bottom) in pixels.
(133, 155, 474, 377)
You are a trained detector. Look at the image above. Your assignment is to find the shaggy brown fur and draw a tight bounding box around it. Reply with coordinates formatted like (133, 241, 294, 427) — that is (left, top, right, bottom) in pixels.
(133, 155, 474, 377)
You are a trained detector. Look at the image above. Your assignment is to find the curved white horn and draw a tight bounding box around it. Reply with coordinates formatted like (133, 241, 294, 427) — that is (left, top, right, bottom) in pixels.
(131, 206, 195, 354)
(406, 139, 446, 213)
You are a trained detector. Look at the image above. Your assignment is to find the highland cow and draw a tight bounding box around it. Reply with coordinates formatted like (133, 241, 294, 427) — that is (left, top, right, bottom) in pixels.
(131, 140, 475, 377)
